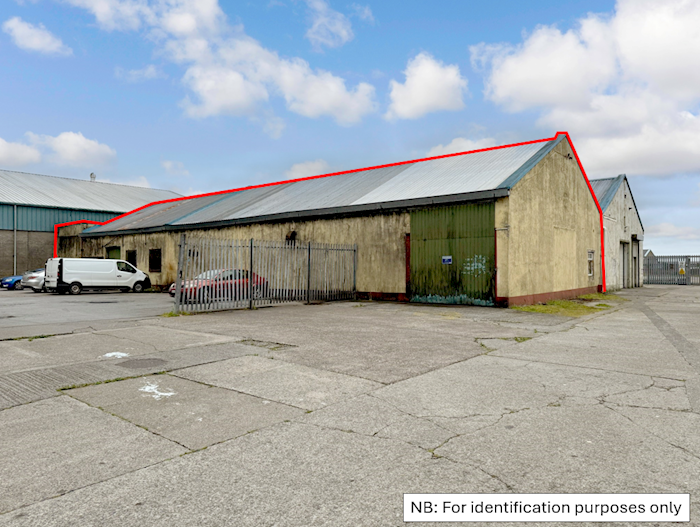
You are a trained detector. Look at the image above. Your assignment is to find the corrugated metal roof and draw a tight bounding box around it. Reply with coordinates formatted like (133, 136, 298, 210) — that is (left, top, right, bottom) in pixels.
(590, 175, 624, 213)
(0, 169, 180, 212)
(591, 174, 644, 231)
(84, 136, 566, 236)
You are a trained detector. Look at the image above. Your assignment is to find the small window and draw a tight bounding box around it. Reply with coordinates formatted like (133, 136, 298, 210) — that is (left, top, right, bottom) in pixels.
(588, 250, 595, 277)
(126, 250, 137, 267)
(149, 249, 162, 273)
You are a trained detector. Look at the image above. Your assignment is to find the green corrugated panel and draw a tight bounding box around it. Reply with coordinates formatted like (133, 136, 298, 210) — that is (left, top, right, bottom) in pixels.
(8, 206, 118, 232)
(410, 202, 495, 305)
(0, 204, 14, 230)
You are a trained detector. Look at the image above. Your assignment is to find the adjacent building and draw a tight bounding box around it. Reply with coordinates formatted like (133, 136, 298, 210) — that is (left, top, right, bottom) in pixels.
(590, 174, 644, 290)
(58, 132, 604, 306)
(0, 170, 180, 277)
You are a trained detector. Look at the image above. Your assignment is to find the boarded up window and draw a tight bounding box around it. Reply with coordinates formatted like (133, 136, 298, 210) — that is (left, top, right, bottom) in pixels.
(106, 246, 120, 260)
(149, 249, 162, 273)
(126, 250, 137, 267)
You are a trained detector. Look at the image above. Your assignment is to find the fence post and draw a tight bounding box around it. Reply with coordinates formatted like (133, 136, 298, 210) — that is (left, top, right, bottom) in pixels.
(307, 241, 311, 305)
(174, 233, 186, 314)
(249, 238, 254, 309)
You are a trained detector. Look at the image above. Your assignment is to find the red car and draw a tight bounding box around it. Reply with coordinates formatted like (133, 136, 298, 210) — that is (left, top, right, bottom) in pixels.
(169, 269, 268, 302)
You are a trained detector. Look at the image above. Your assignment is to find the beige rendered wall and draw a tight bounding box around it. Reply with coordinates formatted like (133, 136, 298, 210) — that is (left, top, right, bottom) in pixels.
(61, 213, 410, 291)
(602, 179, 644, 290)
(496, 139, 601, 303)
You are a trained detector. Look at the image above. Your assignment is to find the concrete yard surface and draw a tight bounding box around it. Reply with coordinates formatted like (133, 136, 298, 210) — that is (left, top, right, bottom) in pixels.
(0, 285, 699, 526)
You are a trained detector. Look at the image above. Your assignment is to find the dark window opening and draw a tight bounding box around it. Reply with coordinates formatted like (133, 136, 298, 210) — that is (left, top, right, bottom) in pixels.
(149, 249, 162, 273)
(285, 230, 297, 244)
(126, 250, 137, 267)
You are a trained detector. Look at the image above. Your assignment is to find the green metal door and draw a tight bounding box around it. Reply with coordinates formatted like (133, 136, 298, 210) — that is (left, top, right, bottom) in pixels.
(410, 202, 495, 305)
(106, 246, 121, 259)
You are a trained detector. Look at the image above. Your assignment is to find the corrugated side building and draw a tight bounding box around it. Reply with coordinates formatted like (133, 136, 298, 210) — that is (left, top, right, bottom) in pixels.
(590, 175, 644, 290)
(0, 170, 180, 277)
(59, 132, 603, 306)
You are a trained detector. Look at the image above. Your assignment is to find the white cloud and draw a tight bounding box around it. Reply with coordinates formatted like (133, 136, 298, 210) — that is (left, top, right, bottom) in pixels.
(426, 137, 497, 157)
(27, 131, 116, 167)
(2, 17, 73, 56)
(0, 137, 42, 166)
(115, 64, 165, 82)
(350, 4, 374, 23)
(60, 0, 150, 31)
(472, 0, 700, 177)
(385, 52, 467, 120)
(64, 0, 376, 128)
(180, 36, 376, 125)
(646, 223, 700, 240)
(284, 159, 331, 180)
(161, 160, 189, 176)
(305, 0, 353, 51)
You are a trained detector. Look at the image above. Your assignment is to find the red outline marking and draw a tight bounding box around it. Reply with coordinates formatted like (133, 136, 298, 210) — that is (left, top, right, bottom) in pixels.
(556, 131, 606, 292)
(53, 220, 102, 258)
(52, 131, 606, 292)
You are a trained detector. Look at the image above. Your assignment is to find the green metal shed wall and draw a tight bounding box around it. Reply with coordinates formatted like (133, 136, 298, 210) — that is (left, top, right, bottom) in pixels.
(0, 204, 117, 232)
(410, 202, 495, 305)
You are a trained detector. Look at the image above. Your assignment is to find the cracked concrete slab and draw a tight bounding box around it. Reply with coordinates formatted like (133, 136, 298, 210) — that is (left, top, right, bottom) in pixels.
(493, 308, 696, 379)
(66, 375, 303, 451)
(610, 405, 700, 459)
(94, 325, 240, 352)
(173, 356, 383, 410)
(437, 405, 700, 494)
(0, 341, 262, 410)
(605, 384, 692, 411)
(0, 396, 186, 514)
(0, 421, 505, 526)
(372, 355, 653, 419)
(298, 394, 456, 450)
(152, 302, 540, 383)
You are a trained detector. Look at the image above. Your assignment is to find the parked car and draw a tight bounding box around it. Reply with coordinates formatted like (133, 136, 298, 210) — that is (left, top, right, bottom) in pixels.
(169, 269, 267, 302)
(21, 268, 46, 292)
(1, 275, 23, 290)
(45, 258, 151, 295)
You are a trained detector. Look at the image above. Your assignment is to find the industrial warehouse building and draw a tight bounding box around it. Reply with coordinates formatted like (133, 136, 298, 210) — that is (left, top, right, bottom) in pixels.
(590, 175, 644, 290)
(0, 170, 179, 277)
(58, 132, 603, 306)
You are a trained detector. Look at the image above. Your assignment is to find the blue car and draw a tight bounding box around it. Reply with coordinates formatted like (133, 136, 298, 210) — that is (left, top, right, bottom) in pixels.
(1, 275, 23, 290)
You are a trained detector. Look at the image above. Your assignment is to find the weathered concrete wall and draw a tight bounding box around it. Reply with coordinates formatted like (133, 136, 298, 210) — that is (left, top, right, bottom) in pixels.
(63, 213, 411, 291)
(603, 179, 644, 290)
(0, 230, 54, 277)
(496, 139, 601, 304)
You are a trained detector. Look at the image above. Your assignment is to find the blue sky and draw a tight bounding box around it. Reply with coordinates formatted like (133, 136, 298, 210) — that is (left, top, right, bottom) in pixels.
(2, 0, 700, 254)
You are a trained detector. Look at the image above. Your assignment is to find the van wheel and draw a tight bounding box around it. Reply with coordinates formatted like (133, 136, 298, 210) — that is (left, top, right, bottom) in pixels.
(133, 282, 145, 293)
(68, 282, 82, 295)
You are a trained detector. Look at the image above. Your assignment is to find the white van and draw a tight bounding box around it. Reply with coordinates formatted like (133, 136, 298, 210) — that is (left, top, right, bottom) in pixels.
(45, 258, 151, 295)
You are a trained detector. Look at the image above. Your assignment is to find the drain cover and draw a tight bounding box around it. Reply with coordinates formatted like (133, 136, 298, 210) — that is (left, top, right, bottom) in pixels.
(116, 358, 167, 369)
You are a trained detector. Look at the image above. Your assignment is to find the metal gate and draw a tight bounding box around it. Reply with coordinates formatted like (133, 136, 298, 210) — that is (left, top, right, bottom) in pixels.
(644, 255, 700, 285)
(174, 235, 357, 313)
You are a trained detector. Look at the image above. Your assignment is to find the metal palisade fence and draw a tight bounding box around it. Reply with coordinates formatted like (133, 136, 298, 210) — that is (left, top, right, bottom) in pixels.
(174, 235, 357, 313)
(644, 255, 700, 285)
